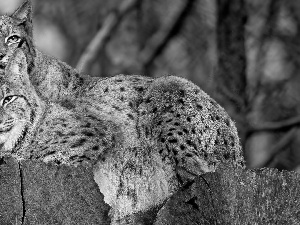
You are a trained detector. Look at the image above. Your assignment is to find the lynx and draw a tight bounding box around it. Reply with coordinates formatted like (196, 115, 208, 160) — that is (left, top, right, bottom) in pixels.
(1, 49, 245, 223)
(1, 1, 245, 224)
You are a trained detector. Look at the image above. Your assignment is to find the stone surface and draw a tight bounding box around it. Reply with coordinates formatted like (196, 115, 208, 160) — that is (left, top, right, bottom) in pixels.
(2, 157, 300, 224)
(154, 162, 300, 225)
(0, 157, 111, 225)
(21, 160, 111, 225)
(0, 157, 23, 225)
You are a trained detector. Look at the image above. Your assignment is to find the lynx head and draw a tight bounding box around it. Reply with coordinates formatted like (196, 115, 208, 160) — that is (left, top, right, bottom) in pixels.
(0, 49, 43, 153)
(0, 0, 34, 73)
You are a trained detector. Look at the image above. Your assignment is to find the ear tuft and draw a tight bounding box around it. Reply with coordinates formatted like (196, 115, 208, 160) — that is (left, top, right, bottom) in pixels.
(5, 49, 27, 78)
(12, 0, 32, 22)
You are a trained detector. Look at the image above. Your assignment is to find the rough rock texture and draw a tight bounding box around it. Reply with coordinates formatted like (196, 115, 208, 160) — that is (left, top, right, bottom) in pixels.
(0, 157, 23, 224)
(154, 162, 300, 225)
(2, 157, 300, 224)
(0, 157, 111, 225)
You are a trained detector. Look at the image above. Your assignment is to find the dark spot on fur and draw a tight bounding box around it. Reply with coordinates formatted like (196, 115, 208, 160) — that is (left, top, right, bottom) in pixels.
(172, 148, 178, 155)
(69, 155, 78, 160)
(68, 131, 76, 136)
(166, 118, 173, 123)
(167, 133, 173, 136)
(120, 87, 125, 91)
(102, 140, 108, 147)
(186, 140, 197, 150)
(180, 145, 185, 150)
(214, 139, 219, 145)
(196, 104, 203, 110)
(178, 99, 184, 104)
(0, 157, 6, 165)
(191, 129, 196, 134)
(187, 117, 191, 122)
(79, 77, 84, 86)
(113, 105, 121, 111)
(120, 96, 125, 101)
(87, 115, 99, 121)
(174, 157, 179, 165)
(128, 102, 134, 108)
(161, 138, 166, 143)
(56, 131, 63, 136)
(174, 122, 180, 126)
(166, 144, 171, 153)
(168, 139, 178, 143)
(145, 127, 150, 137)
(92, 145, 99, 151)
(159, 149, 164, 154)
(39, 128, 44, 132)
(82, 131, 94, 137)
(53, 159, 61, 165)
(145, 98, 151, 103)
(183, 128, 189, 134)
(178, 131, 183, 136)
(43, 151, 56, 157)
(104, 87, 109, 93)
(186, 140, 193, 146)
(186, 153, 193, 157)
(179, 90, 185, 97)
(152, 107, 158, 113)
(115, 79, 123, 82)
(127, 113, 134, 120)
(60, 100, 76, 109)
(224, 152, 230, 160)
(70, 138, 87, 148)
(169, 128, 176, 131)
(157, 120, 162, 126)
(134, 86, 144, 92)
(83, 122, 91, 128)
(225, 118, 230, 126)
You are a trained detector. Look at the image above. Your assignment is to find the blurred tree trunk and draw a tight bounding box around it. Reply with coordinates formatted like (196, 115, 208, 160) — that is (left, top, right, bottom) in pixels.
(215, 0, 248, 149)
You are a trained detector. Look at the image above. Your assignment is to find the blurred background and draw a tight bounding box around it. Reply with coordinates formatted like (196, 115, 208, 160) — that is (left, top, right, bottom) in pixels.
(1, 0, 300, 172)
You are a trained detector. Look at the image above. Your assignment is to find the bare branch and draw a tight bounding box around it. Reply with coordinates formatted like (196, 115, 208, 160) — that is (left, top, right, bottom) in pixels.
(138, 0, 196, 70)
(76, 0, 139, 73)
(249, 115, 300, 132)
(262, 127, 297, 168)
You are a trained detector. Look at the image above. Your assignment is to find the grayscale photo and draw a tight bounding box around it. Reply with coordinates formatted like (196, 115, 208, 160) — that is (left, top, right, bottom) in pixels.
(0, 0, 299, 224)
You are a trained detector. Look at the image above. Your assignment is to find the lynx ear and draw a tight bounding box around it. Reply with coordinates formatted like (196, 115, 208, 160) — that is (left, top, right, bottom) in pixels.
(5, 49, 28, 84)
(12, 0, 32, 23)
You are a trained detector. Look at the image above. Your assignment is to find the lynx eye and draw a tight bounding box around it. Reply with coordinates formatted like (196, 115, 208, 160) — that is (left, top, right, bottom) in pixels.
(5, 35, 21, 45)
(1, 95, 17, 106)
